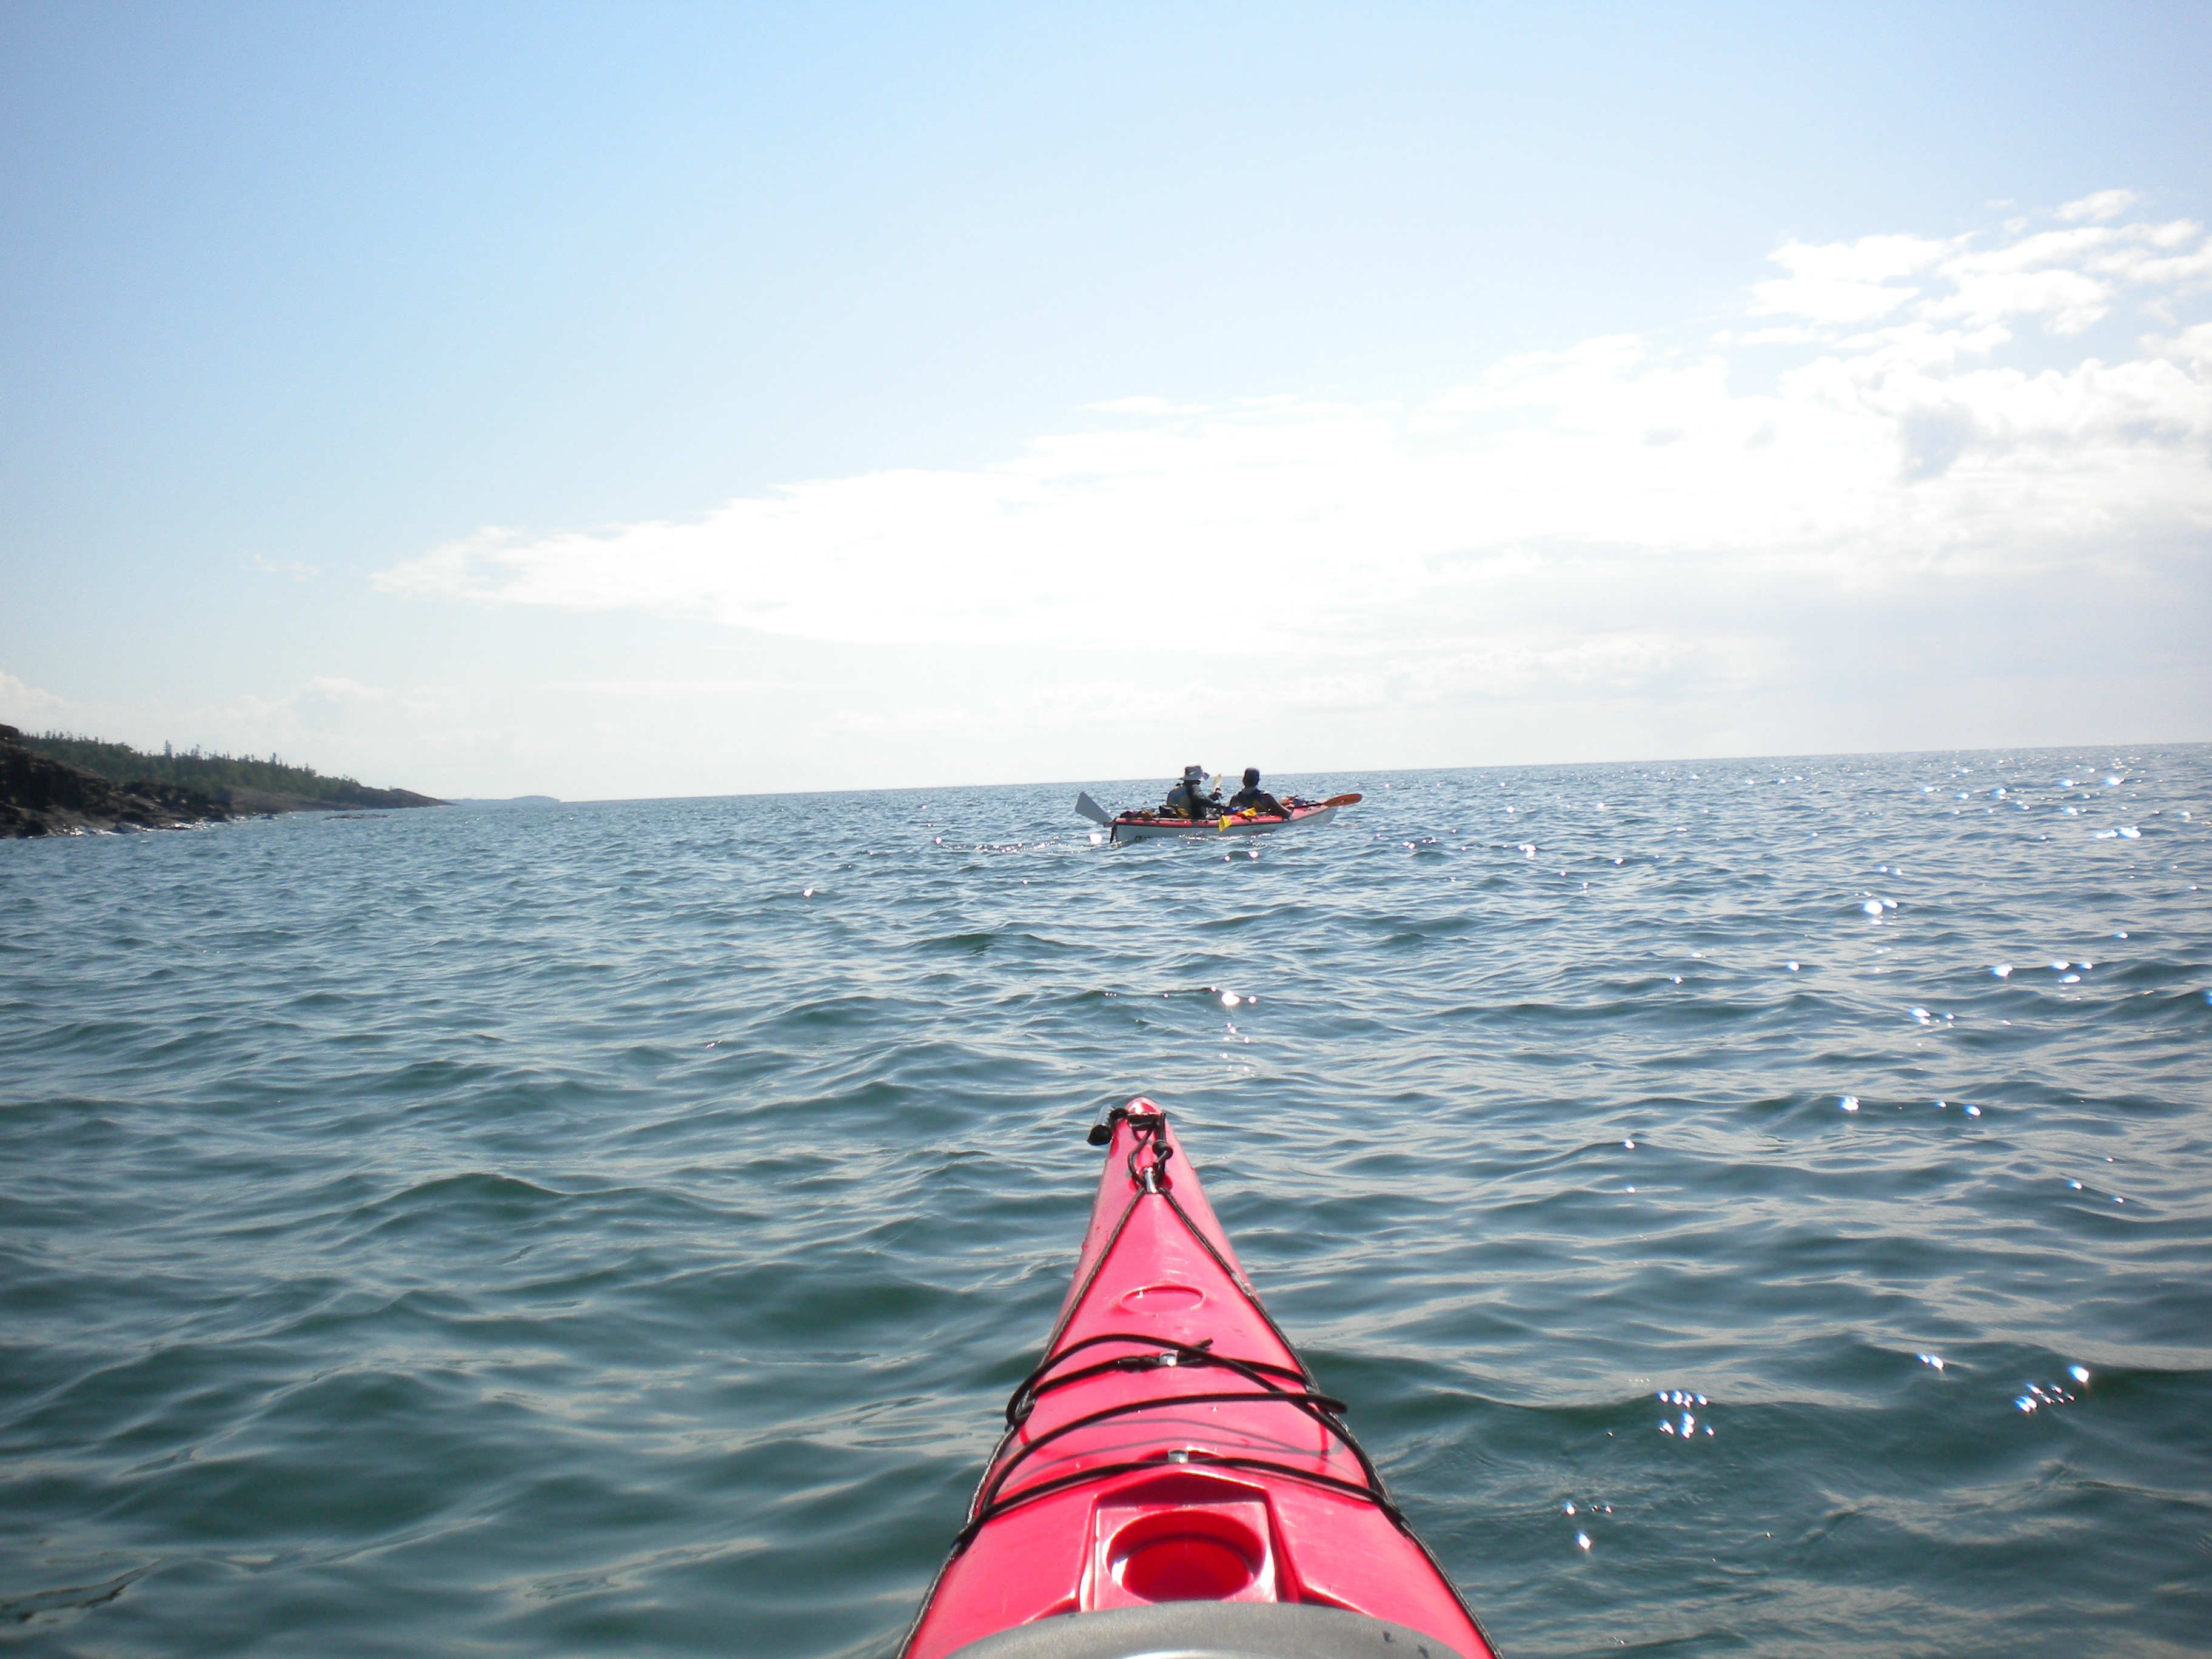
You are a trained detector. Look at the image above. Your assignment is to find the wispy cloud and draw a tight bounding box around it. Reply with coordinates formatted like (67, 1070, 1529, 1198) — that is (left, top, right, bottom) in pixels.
(369, 196, 2212, 755)
(247, 554, 321, 580)
(1086, 395, 1210, 415)
(0, 669, 71, 729)
(2056, 189, 2140, 224)
(1748, 233, 1946, 325)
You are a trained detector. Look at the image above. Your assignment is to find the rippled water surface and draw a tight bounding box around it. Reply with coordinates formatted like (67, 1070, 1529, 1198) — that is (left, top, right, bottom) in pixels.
(5, 748, 2210, 1658)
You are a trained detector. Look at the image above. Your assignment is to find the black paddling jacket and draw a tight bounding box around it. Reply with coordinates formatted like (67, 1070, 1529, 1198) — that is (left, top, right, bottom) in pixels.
(1163, 783, 1219, 817)
(1228, 787, 1281, 814)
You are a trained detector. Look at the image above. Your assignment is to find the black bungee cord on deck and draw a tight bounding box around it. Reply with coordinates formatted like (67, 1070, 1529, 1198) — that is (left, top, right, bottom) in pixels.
(894, 1101, 1493, 1659)
(951, 1104, 1409, 1546)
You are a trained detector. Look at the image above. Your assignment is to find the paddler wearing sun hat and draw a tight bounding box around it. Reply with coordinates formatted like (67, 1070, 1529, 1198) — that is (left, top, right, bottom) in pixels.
(1160, 764, 1222, 820)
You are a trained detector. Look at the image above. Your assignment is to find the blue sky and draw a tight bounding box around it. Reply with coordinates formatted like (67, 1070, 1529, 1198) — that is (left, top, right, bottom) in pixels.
(4, 2, 2208, 798)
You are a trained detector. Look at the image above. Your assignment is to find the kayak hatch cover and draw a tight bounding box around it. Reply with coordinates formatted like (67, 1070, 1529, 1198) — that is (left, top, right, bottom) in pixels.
(899, 1100, 1497, 1659)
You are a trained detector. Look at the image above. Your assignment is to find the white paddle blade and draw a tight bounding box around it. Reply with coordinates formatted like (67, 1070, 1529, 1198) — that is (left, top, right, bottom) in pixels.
(1074, 791, 1113, 825)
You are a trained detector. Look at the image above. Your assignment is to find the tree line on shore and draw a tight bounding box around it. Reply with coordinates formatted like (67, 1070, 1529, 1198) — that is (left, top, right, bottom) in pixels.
(27, 732, 389, 803)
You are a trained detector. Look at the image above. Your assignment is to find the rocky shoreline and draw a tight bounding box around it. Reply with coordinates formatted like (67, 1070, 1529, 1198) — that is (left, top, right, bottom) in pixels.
(1, 723, 443, 838)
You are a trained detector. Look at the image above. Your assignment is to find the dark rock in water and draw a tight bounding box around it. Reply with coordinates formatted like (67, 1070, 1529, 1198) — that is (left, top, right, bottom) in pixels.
(280, 783, 444, 810)
(213, 783, 445, 813)
(209, 784, 444, 814)
(1, 723, 233, 838)
(217, 785, 342, 816)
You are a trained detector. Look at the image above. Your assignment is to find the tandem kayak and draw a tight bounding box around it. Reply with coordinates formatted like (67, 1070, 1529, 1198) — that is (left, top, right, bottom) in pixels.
(899, 1101, 1496, 1659)
(1076, 793, 1361, 845)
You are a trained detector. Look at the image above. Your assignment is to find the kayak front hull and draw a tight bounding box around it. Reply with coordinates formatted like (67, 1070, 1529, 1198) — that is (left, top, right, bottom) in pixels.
(899, 1103, 1493, 1659)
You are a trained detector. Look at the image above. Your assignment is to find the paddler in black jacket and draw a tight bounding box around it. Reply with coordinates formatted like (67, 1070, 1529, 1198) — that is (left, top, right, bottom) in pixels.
(1226, 767, 1284, 817)
(1162, 765, 1222, 819)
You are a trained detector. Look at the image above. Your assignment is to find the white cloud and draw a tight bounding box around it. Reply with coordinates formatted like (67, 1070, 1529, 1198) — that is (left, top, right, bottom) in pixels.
(1925, 227, 2125, 335)
(1087, 396, 1209, 414)
(0, 669, 70, 729)
(2057, 189, 2140, 223)
(247, 554, 320, 580)
(1749, 233, 1950, 324)
(2151, 320, 2212, 369)
(363, 196, 2212, 781)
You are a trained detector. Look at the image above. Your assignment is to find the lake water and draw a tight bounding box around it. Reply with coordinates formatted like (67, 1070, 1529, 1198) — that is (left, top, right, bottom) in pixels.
(4, 748, 2208, 1658)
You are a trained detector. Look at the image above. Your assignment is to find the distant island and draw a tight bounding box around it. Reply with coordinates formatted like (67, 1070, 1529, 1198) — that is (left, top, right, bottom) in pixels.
(1, 724, 444, 838)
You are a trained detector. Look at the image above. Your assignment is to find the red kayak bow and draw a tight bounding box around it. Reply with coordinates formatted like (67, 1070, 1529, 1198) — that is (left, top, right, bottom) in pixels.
(900, 1101, 1496, 1659)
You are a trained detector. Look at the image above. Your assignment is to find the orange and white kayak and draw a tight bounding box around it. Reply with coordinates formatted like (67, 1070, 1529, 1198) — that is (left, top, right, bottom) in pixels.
(1075, 793, 1361, 843)
(899, 1101, 1496, 1659)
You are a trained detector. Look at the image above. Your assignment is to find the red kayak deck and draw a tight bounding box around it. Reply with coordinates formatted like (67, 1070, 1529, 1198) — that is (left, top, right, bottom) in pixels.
(900, 1102, 1495, 1659)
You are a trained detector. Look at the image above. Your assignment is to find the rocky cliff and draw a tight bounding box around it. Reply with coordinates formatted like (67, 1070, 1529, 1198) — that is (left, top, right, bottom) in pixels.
(1, 725, 449, 837)
(1, 723, 233, 837)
